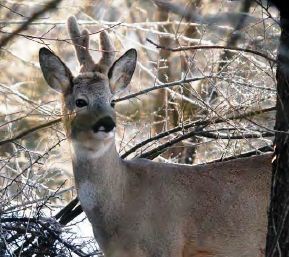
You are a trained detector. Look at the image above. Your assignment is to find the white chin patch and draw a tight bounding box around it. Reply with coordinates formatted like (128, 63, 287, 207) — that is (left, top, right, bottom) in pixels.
(72, 135, 114, 159)
(71, 127, 115, 158)
(93, 127, 115, 140)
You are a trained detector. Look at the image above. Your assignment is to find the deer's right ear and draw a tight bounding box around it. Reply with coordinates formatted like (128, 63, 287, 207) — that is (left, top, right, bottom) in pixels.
(39, 48, 73, 94)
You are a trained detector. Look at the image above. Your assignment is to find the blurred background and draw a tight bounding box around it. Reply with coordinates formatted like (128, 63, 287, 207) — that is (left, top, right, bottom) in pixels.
(0, 0, 279, 255)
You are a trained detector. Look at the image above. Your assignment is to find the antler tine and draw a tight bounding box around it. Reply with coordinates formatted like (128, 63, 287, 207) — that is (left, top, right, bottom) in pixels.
(97, 31, 116, 73)
(67, 16, 95, 72)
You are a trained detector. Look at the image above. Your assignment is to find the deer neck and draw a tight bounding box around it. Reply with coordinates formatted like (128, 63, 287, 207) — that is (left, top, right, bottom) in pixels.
(71, 138, 127, 213)
(70, 138, 128, 248)
(71, 138, 124, 183)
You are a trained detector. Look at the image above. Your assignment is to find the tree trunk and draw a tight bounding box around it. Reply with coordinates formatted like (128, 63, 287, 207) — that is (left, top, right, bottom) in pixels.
(153, 5, 172, 134)
(265, 13, 289, 257)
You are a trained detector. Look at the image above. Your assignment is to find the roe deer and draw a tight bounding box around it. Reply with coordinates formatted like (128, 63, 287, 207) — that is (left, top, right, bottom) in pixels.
(39, 16, 272, 257)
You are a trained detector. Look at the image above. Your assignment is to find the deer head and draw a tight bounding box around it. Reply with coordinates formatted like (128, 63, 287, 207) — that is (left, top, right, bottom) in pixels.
(39, 16, 137, 152)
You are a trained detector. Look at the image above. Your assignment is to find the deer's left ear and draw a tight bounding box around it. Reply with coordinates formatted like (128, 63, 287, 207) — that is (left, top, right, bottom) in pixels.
(108, 49, 137, 94)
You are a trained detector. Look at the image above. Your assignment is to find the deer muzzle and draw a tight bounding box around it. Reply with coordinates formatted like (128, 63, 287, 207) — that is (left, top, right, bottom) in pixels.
(71, 111, 116, 137)
(92, 116, 115, 133)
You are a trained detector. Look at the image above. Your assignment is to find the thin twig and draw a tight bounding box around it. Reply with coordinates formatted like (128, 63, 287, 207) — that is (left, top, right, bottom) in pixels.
(147, 38, 276, 64)
(137, 127, 272, 160)
(0, 118, 61, 146)
(199, 130, 273, 139)
(114, 76, 214, 103)
(210, 145, 273, 163)
(0, 23, 121, 47)
(121, 106, 276, 159)
(0, 0, 62, 48)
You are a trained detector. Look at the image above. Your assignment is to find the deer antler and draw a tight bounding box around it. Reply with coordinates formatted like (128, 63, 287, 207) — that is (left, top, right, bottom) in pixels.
(67, 16, 115, 74)
(67, 16, 95, 72)
(97, 31, 116, 73)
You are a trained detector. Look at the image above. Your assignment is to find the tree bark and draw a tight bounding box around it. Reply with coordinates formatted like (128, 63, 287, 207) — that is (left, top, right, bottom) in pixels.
(265, 13, 289, 257)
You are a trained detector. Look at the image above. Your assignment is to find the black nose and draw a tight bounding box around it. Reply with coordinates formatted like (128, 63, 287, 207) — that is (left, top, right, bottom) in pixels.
(92, 117, 115, 133)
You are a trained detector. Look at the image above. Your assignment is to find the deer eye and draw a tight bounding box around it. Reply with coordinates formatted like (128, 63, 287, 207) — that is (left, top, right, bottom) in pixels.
(110, 101, 115, 108)
(75, 99, 88, 108)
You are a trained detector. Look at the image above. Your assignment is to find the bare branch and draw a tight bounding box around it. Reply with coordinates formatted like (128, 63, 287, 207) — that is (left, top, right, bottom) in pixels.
(147, 38, 276, 64)
(151, 0, 257, 27)
(114, 76, 214, 103)
(121, 106, 276, 159)
(0, 118, 61, 146)
(0, 0, 63, 48)
(211, 145, 273, 163)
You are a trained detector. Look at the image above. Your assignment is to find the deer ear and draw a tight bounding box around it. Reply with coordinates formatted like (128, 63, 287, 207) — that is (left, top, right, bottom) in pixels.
(39, 48, 73, 94)
(108, 49, 137, 94)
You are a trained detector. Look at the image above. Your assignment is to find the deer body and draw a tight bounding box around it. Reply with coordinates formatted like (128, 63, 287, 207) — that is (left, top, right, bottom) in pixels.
(73, 142, 271, 257)
(39, 16, 272, 257)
